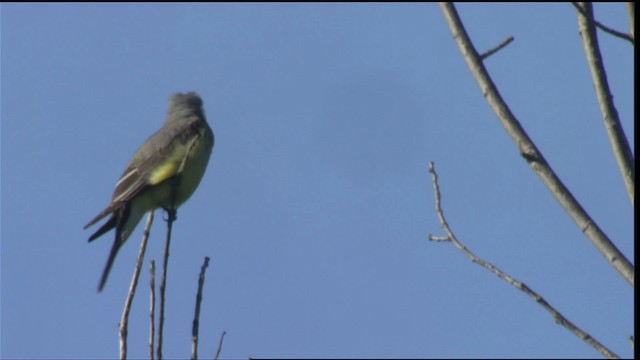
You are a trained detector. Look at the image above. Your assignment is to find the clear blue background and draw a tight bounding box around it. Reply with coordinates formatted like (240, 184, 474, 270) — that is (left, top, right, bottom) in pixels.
(1, 3, 634, 359)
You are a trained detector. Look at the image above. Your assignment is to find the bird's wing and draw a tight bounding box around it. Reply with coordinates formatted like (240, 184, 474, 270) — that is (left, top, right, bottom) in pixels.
(84, 120, 196, 229)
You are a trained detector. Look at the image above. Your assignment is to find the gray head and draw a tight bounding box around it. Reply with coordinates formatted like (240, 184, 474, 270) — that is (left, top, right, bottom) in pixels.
(164, 92, 206, 126)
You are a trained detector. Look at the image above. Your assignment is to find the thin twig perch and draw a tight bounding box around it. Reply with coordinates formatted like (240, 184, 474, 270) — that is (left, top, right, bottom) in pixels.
(119, 211, 154, 360)
(149, 260, 156, 360)
(157, 134, 202, 360)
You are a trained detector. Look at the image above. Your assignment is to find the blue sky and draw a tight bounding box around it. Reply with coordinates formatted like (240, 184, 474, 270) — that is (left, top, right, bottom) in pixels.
(1, 3, 633, 359)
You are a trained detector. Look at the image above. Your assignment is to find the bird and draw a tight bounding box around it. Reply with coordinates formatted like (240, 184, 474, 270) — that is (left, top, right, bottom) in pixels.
(84, 92, 214, 292)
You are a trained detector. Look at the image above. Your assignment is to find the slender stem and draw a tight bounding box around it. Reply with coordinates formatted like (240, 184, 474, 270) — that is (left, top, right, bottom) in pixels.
(119, 211, 154, 360)
(191, 257, 211, 360)
(157, 131, 201, 359)
(480, 35, 514, 60)
(149, 260, 156, 360)
(214, 331, 227, 360)
(156, 209, 175, 360)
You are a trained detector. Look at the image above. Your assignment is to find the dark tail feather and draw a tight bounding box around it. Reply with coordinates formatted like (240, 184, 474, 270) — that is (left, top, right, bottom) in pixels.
(97, 230, 123, 292)
(96, 206, 129, 292)
(88, 214, 116, 242)
(84, 206, 114, 230)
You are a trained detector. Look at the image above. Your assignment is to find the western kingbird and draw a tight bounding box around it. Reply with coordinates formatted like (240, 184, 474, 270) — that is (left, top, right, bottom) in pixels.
(84, 92, 214, 292)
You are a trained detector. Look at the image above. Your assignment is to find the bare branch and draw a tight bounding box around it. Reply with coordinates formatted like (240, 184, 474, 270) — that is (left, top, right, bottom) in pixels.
(119, 211, 154, 360)
(438, 2, 634, 286)
(150, 260, 156, 360)
(571, 2, 635, 44)
(576, 2, 635, 207)
(480, 36, 514, 60)
(156, 209, 175, 360)
(191, 257, 211, 360)
(427, 162, 620, 359)
(158, 131, 202, 359)
(214, 331, 227, 360)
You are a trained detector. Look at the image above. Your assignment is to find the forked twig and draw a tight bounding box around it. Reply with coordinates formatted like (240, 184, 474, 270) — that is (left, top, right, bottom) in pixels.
(427, 162, 619, 359)
(438, 2, 634, 286)
(571, 2, 635, 44)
